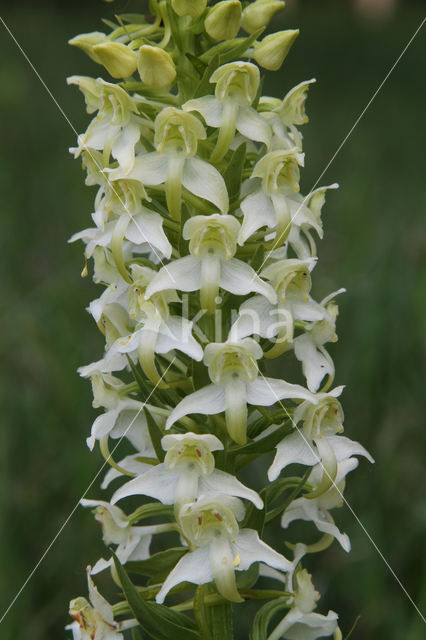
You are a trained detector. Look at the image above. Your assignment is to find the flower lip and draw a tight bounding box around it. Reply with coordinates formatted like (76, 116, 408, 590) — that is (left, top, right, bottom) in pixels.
(179, 498, 241, 547)
(164, 440, 215, 476)
(204, 338, 262, 385)
(184, 214, 240, 260)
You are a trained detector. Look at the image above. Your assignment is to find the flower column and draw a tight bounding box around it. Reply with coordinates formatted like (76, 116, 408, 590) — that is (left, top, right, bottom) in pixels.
(66, 2, 372, 639)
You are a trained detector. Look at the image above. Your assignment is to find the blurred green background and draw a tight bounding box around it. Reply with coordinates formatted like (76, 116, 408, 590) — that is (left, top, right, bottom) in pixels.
(0, 0, 425, 638)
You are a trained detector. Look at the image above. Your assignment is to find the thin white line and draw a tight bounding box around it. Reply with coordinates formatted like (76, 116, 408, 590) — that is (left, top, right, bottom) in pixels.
(0, 359, 174, 625)
(258, 372, 426, 624)
(0, 15, 176, 283)
(253, 15, 426, 277)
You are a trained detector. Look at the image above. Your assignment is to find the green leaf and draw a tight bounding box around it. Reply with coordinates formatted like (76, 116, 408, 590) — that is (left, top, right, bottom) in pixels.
(126, 355, 151, 398)
(249, 598, 289, 640)
(131, 627, 145, 640)
(191, 359, 211, 391)
(265, 469, 311, 524)
(220, 29, 264, 65)
(230, 423, 293, 457)
(186, 53, 207, 75)
(126, 547, 187, 580)
(249, 243, 265, 273)
(344, 615, 361, 640)
(112, 552, 200, 640)
(194, 54, 221, 98)
(205, 602, 233, 640)
(222, 143, 246, 203)
(144, 407, 165, 462)
(194, 585, 213, 640)
(118, 13, 150, 24)
(102, 18, 119, 30)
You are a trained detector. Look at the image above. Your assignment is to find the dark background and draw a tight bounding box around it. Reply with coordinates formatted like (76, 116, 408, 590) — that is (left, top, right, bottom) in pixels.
(0, 0, 425, 638)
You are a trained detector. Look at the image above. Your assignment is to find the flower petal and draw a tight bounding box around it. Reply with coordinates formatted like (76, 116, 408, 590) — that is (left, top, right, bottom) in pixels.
(200, 469, 263, 509)
(166, 385, 226, 430)
(108, 152, 168, 184)
(183, 157, 229, 213)
(239, 191, 276, 244)
(183, 95, 223, 127)
(221, 258, 276, 303)
(156, 547, 212, 603)
(111, 121, 140, 173)
(126, 209, 172, 259)
(237, 106, 271, 146)
(111, 465, 178, 505)
(236, 529, 292, 572)
(268, 431, 319, 481)
(281, 499, 350, 552)
(247, 377, 316, 407)
(87, 409, 119, 450)
(101, 454, 154, 489)
(145, 256, 200, 298)
(294, 333, 333, 392)
(156, 316, 203, 361)
(326, 435, 374, 464)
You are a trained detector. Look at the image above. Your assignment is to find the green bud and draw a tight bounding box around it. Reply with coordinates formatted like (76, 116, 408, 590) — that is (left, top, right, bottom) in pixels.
(254, 29, 299, 71)
(172, 0, 207, 18)
(205, 1, 242, 41)
(241, 0, 285, 34)
(137, 45, 176, 88)
(92, 42, 137, 79)
(68, 31, 107, 64)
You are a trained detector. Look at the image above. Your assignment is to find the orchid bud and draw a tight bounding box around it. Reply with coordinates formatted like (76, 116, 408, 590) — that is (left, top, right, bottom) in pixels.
(68, 31, 107, 63)
(172, 0, 207, 18)
(205, 1, 242, 41)
(254, 29, 299, 71)
(241, 0, 285, 34)
(92, 42, 137, 78)
(137, 45, 176, 88)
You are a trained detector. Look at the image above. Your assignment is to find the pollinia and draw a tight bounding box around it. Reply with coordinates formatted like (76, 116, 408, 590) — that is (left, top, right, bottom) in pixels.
(66, 1, 373, 639)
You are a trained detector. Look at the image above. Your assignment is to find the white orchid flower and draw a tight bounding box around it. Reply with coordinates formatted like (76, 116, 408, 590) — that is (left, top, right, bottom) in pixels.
(183, 61, 271, 162)
(70, 179, 172, 285)
(238, 149, 304, 247)
(166, 338, 317, 445)
(107, 107, 228, 221)
(156, 495, 291, 604)
(281, 456, 371, 552)
(259, 79, 316, 152)
(108, 264, 202, 386)
(111, 432, 263, 514)
(80, 499, 173, 574)
(286, 184, 339, 259)
(294, 290, 346, 392)
(77, 370, 154, 451)
(67, 566, 137, 639)
(230, 258, 328, 357)
(266, 566, 338, 640)
(67, 76, 143, 173)
(145, 214, 276, 314)
(269, 387, 372, 496)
